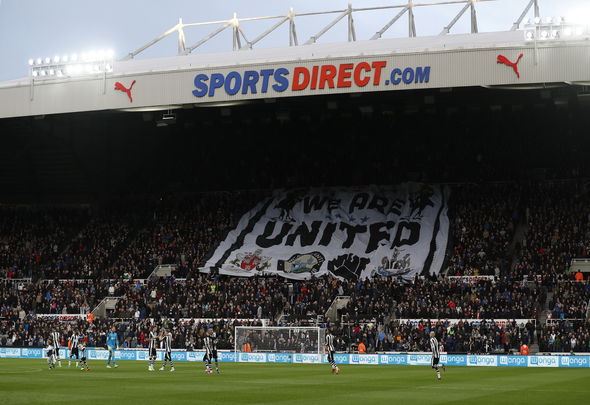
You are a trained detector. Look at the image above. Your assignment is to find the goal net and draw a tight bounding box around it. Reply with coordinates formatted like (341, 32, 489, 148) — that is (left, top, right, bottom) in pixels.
(234, 326, 325, 359)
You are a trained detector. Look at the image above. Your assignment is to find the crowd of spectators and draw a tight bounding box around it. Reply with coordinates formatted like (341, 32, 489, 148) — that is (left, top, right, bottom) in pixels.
(113, 275, 288, 320)
(45, 209, 134, 280)
(540, 321, 590, 352)
(0, 275, 556, 326)
(392, 278, 541, 319)
(0, 279, 114, 318)
(514, 182, 590, 278)
(0, 206, 88, 279)
(0, 316, 264, 351)
(547, 281, 590, 320)
(378, 319, 535, 353)
(109, 192, 260, 279)
(0, 192, 260, 281)
(444, 184, 519, 277)
(0, 315, 541, 354)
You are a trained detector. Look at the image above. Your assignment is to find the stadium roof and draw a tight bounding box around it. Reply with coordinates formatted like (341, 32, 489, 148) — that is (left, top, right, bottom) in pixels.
(1, 0, 589, 119)
(0, 30, 527, 87)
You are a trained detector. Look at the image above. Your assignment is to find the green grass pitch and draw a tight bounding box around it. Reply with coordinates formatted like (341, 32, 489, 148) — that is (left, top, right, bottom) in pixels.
(1, 359, 588, 405)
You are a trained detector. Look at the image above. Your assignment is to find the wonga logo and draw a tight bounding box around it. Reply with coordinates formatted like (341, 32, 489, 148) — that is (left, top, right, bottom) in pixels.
(445, 355, 467, 366)
(468, 355, 497, 367)
(529, 356, 558, 367)
(116, 350, 137, 361)
(499, 356, 527, 367)
(241, 353, 265, 362)
(560, 356, 589, 368)
(380, 355, 407, 365)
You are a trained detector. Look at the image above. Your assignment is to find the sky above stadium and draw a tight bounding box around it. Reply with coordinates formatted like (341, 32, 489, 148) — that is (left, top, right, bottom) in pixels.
(0, 0, 588, 81)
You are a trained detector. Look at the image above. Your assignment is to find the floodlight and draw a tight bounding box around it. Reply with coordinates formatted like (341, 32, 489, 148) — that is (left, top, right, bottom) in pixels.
(36, 58, 42, 65)
(540, 30, 548, 39)
(32, 71, 38, 77)
(71, 53, 78, 62)
(525, 31, 534, 40)
(563, 27, 572, 36)
(40, 70, 46, 76)
(62, 55, 68, 62)
(44, 57, 50, 64)
(28, 59, 34, 66)
(534, 17, 541, 24)
(105, 49, 114, 59)
(53, 55, 60, 63)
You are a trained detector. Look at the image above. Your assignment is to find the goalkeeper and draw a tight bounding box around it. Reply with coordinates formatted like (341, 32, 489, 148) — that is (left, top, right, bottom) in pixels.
(106, 326, 119, 368)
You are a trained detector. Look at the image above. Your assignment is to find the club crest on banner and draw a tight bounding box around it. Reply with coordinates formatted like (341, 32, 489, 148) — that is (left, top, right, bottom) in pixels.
(372, 248, 413, 277)
(229, 249, 271, 271)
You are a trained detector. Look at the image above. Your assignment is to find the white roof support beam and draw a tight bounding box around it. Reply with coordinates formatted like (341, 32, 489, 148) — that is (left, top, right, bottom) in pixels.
(177, 18, 187, 55)
(289, 8, 298, 46)
(440, 0, 478, 35)
(348, 3, 357, 42)
(122, 23, 182, 61)
(512, 0, 540, 31)
(184, 23, 231, 55)
(371, 6, 410, 40)
(304, 9, 350, 45)
(408, 0, 417, 38)
(241, 16, 290, 50)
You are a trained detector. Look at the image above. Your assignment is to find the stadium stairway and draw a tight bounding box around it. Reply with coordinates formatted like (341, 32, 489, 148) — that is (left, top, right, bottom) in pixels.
(148, 264, 177, 280)
(324, 296, 351, 323)
(509, 221, 528, 274)
(531, 290, 554, 353)
(92, 296, 122, 318)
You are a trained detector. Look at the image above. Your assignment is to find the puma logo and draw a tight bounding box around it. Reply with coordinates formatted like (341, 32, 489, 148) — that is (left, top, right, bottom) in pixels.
(114, 80, 136, 102)
(497, 54, 524, 78)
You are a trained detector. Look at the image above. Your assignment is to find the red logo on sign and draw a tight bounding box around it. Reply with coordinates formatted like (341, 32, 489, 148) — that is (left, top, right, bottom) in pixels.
(114, 80, 136, 102)
(497, 54, 524, 79)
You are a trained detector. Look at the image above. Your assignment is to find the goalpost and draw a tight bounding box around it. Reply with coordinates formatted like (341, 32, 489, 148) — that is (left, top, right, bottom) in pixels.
(234, 326, 325, 362)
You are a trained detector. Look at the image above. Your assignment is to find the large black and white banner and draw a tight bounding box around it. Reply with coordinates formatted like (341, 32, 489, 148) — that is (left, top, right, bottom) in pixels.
(202, 184, 449, 280)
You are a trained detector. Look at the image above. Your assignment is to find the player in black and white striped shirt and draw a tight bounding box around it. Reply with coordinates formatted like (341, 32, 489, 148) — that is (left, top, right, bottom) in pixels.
(325, 329, 340, 374)
(148, 326, 158, 371)
(68, 330, 81, 368)
(429, 331, 446, 380)
(203, 329, 219, 374)
(159, 328, 175, 372)
(78, 343, 90, 371)
(51, 329, 62, 367)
